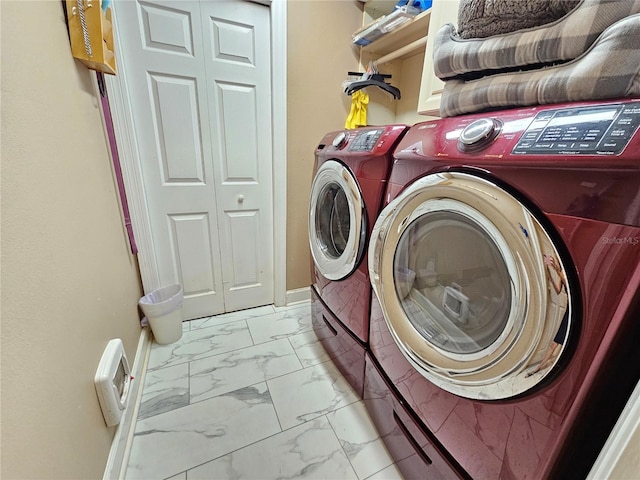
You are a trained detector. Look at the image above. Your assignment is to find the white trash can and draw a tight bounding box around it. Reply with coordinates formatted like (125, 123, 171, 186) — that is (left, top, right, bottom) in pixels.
(139, 284, 184, 344)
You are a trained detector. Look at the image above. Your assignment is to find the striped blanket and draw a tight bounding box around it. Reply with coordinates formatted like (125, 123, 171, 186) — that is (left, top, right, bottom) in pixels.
(439, 14, 640, 117)
(435, 0, 640, 80)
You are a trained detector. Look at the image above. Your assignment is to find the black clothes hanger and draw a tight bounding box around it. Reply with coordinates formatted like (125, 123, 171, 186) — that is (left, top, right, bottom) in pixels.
(344, 71, 402, 100)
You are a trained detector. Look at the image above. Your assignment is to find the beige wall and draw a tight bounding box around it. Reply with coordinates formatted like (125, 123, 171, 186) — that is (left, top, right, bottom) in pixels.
(395, 52, 429, 125)
(286, 0, 363, 290)
(1, 2, 143, 479)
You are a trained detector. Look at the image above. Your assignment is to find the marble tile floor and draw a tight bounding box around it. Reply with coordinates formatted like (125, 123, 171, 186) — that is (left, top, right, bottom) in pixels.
(125, 301, 404, 480)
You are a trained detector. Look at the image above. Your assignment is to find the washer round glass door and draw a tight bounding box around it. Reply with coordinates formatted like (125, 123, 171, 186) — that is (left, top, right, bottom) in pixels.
(369, 172, 573, 400)
(309, 160, 367, 280)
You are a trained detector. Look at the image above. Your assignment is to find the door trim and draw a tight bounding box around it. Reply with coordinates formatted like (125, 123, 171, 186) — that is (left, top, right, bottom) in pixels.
(308, 160, 367, 281)
(105, 0, 287, 306)
(368, 172, 572, 400)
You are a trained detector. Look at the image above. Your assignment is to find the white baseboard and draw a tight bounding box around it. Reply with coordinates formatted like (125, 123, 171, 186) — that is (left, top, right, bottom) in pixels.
(285, 287, 310, 306)
(587, 379, 640, 480)
(103, 327, 153, 480)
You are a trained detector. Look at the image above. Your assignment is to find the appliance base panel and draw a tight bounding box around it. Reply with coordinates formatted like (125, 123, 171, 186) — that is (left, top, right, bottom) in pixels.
(311, 287, 365, 397)
(363, 353, 466, 480)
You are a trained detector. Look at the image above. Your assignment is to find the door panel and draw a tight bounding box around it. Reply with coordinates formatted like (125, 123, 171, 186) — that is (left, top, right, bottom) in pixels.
(202, 0, 273, 311)
(168, 213, 217, 293)
(115, 0, 273, 319)
(209, 16, 255, 63)
(150, 74, 205, 184)
(216, 82, 258, 180)
(225, 209, 261, 287)
(138, 2, 195, 55)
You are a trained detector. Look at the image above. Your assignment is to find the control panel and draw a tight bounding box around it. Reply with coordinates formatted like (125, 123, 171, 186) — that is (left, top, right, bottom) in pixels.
(513, 103, 640, 155)
(348, 128, 385, 152)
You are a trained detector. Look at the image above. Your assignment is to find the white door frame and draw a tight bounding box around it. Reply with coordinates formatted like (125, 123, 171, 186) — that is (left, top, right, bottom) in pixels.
(105, 0, 287, 307)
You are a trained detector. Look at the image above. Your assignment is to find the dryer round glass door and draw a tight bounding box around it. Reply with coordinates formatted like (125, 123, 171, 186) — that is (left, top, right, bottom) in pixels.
(369, 172, 573, 400)
(309, 160, 367, 280)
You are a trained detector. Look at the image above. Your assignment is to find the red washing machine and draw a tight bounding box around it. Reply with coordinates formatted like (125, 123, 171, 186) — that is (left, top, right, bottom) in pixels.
(364, 99, 640, 479)
(309, 125, 408, 395)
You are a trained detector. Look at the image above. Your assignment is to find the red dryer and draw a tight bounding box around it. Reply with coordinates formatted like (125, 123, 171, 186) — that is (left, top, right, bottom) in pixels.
(364, 99, 640, 478)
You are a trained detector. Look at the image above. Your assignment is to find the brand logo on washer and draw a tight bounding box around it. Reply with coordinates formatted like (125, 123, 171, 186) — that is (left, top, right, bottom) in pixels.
(602, 236, 640, 245)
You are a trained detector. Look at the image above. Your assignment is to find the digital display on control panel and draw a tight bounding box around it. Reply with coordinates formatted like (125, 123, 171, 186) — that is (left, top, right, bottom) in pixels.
(348, 128, 384, 152)
(513, 103, 640, 155)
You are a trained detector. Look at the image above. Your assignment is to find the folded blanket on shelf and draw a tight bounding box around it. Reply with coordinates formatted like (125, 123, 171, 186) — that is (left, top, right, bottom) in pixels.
(434, 0, 640, 80)
(457, 0, 579, 39)
(439, 14, 640, 117)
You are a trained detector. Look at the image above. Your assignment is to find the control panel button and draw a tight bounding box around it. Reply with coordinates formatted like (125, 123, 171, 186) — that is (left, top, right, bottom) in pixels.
(458, 118, 501, 152)
(332, 132, 348, 149)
